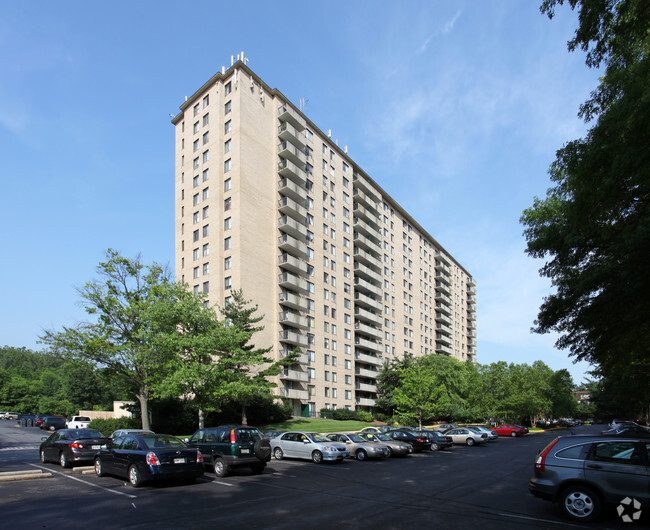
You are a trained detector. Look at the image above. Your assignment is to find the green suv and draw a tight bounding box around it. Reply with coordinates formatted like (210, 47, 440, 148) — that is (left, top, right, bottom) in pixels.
(185, 425, 271, 477)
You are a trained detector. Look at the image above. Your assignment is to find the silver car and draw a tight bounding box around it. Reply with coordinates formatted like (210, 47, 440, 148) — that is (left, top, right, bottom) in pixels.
(466, 425, 499, 442)
(357, 431, 413, 457)
(444, 427, 488, 446)
(326, 433, 390, 460)
(271, 431, 349, 463)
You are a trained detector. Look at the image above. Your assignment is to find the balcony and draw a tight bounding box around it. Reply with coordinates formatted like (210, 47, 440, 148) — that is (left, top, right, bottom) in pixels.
(284, 388, 309, 400)
(278, 252, 308, 275)
(353, 217, 382, 241)
(279, 291, 310, 312)
(355, 382, 378, 393)
(435, 343, 453, 356)
(353, 188, 378, 212)
(467, 320, 477, 330)
(355, 351, 383, 367)
(353, 276, 381, 296)
(434, 290, 452, 305)
(467, 310, 477, 321)
(436, 333, 452, 345)
(353, 203, 381, 229)
(280, 369, 308, 383)
(278, 141, 307, 166)
(435, 270, 452, 286)
(353, 247, 381, 268)
(278, 233, 308, 258)
(278, 271, 310, 293)
(435, 312, 452, 325)
(355, 337, 382, 353)
(434, 260, 452, 276)
(278, 104, 306, 130)
(278, 196, 307, 219)
(354, 306, 382, 326)
(278, 178, 307, 202)
(278, 122, 306, 149)
(353, 232, 380, 252)
(354, 321, 382, 340)
(355, 397, 376, 407)
(435, 281, 451, 296)
(279, 329, 309, 347)
(353, 173, 381, 203)
(436, 321, 453, 334)
(434, 249, 451, 267)
(355, 366, 378, 379)
(279, 310, 309, 330)
(280, 348, 308, 364)
(435, 302, 451, 315)
(278, 159, 306, 186)
(354, 261, 382, 284)
(278, 215, 307, 240)
(354, 291, 383, 312)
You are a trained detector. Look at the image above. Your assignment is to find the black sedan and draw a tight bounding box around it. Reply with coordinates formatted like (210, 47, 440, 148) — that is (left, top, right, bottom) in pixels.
(420, 430, 454, 450)
(385, 429, 431, 452)
(94, 433, 204, 487)
(40, 429, 110, 468)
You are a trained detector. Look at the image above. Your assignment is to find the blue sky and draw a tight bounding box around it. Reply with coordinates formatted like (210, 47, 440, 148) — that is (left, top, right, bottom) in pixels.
(0, 1, 598, 384)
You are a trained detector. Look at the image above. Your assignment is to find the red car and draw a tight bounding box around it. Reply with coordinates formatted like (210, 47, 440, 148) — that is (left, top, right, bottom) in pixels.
(491, 424, 526, 437)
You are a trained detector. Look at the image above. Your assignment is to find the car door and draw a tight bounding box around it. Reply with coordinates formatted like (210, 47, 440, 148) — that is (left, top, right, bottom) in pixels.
(584, 440, 650, 504)
(100, 437, 122, 473)
(44, 432, 63, 461)
(113, 436, 139, 477)
(279, 432, 299, 457)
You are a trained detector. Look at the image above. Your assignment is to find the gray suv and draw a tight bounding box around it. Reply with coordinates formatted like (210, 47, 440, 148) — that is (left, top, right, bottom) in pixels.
(529, 434, 649, 521)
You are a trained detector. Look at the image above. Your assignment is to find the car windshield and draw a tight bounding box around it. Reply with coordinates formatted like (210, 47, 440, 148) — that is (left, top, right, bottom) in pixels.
(235, 429, 262, 442)
(307, 433, 331, 443)
(141, 434, 186, 449)
(72, 429, 104, 439)
(373, 433, 391, 441)
(347, 434, 364, 442)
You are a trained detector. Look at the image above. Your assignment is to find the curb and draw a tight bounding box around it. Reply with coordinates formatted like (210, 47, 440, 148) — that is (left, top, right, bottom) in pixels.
(0, 471, 52, 482)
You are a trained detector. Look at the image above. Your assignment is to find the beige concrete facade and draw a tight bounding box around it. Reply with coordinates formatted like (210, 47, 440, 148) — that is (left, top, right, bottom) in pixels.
(172, 61, 477, 417)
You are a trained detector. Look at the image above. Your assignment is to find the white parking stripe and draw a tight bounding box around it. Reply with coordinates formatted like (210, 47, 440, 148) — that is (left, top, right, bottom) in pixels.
(28, 463, 137, 499)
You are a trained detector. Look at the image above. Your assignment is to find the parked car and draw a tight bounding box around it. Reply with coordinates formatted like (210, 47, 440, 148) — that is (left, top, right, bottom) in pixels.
(464, 425, 499, 442)
(608, 418, 636, 429)
(420, 430, 454, 450)
(66, 416, 92, 429)
(326, 432, 390, 460)
(529, 434, 650, 522)
(444, 427, 488, 446)
(262, 430, 286, 440)
(2, 412, 20, 420)
(40, 428, 110, 468)
(384, 429, 431, 452)
(184, 425, 271, 477)
(513, 424, 530, 434)
(39, 416, 67, 431)
(270, 431, 349, 463)
(430, 423, 458, 433)
(492, 424, 526, 437)
(34, 415, 49, 428)
(601, 424, 650, 437)
(110, 428, 154, 439)
(94, 432, 204, 487)
(359, 425, 392, 434)
(356, 431, 413, 457)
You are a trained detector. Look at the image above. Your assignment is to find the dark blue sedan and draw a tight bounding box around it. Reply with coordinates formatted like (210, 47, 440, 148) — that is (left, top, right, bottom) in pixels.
(94, 433, 204, 487)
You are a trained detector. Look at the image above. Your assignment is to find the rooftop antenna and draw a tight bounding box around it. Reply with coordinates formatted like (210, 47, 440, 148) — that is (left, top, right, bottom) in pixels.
(241, 51, 248, 65)
(299, 98, 309, 112)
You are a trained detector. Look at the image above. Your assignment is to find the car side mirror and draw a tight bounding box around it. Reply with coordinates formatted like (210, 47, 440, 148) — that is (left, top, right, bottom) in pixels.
(41, 437, 48, 441)
(303, 439, 310, 444)
(184, 438, 190, 443)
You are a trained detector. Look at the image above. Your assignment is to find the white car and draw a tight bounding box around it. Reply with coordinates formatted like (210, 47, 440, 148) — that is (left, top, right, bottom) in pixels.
(444, 427, 488, 446)
(271, 431, 349, 463)
(66, 416, 92, 429)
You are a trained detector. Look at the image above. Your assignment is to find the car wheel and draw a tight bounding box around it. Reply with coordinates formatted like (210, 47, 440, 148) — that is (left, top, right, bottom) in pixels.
(356, 449, 367, 461)
(40, 450, 47, 464)
(560, 486, 601, 521)
(128, 465, 142, 487)
(273, 447, 284, 460)
(465, 438, 475, 446)
(49, 425, 56, 431)
(94, 457, 105, 477)
(430, 443, 440, 451)
(59, 451, 71, 468)
(312, 450, 323, 464)
(213, 458, 229, 477)
(250, 464, 265, 475)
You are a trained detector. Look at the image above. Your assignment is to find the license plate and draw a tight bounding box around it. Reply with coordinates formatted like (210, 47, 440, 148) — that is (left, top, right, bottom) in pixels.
(240, 448, 250, 454)
(91, 445, 101, 450)
(173, 457, 186, 464)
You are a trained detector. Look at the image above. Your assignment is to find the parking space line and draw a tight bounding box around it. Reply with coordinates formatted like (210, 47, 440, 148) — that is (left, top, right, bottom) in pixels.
(28, 463, 137, 499)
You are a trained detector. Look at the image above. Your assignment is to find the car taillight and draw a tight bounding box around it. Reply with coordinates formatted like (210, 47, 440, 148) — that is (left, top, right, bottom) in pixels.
(230, 429, 236, 443)
(69, 442, 84, 449)
(197, 450, 203, 463)
(535, 438, 559, 472)
(146, 452, 160, 465)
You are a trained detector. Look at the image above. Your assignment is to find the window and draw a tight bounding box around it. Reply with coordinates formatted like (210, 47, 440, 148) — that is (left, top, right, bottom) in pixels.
(306, 129, 313, 141)
(202, 206, 209, 219)
(224, 197, 232, 211)
(202, 150, 209, 163)
(203, 262, 209, 275)
(224, 120, 232, 133)
(193, 266, 199, 279)
(202, 243, 209, 256)
(224, 159, 232, 172)
(193, 229, 199, 242)
(345, 390, 351, 400)
(203, 94, 209, 108)
(202, 132, 209, 145)
(225, 81, 232, 95)
(202, 168, 209, 181)
(202, 113, 209, 126)
(193, 121, 199, 134)
(193, 157, 199, 169)
(224, 139, 231, 153)
(224, 276, 232, 289)
(224, 236, 231, 250)
(224, 256, 232, 270)
(202, 188, 209, 200)
(224, 178, 232, 192)
(193, 103, 199, 116)
(193, 175, 199, 188)
(192, 248, 199, 261)
(224, 101, 232, 114)
(193, 139, 199, 152)
(224, 217, 232, 230)
(193, 193, 199, 206)
(202, 281, 209, 293)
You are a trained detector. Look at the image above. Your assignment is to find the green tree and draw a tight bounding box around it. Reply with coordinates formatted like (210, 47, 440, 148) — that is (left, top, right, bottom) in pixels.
(40, 249, 186, 430)
(522, 1, 650, 405)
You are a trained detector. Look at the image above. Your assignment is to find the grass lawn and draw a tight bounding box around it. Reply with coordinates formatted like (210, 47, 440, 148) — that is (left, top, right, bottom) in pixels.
(259, 418, 376, 433)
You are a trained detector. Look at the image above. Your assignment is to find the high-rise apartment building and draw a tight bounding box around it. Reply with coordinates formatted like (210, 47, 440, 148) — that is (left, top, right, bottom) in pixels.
(172, 59, 477, 417)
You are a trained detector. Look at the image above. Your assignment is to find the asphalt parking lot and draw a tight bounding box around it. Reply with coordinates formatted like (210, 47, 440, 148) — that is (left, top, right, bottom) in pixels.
(0, 422, 645, 529)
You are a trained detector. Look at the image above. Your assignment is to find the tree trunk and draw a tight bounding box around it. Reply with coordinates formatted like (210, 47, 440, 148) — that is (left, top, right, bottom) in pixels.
(241, 403, 247, 425)
(198, 408, 205, 429)
(138, 388, 150, 431)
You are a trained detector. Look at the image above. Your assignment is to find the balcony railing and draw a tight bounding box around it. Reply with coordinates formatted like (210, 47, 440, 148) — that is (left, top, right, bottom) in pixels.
(278, 121, 306, 149)
(277, 104, 306, 130)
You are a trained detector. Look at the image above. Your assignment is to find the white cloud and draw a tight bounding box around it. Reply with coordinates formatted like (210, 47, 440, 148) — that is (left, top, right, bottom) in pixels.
(442, 10, 462, 34)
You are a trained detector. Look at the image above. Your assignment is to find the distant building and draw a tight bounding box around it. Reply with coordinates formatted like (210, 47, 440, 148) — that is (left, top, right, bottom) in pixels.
(572, 391, 590, 404)
(171, 58, 476, 417)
